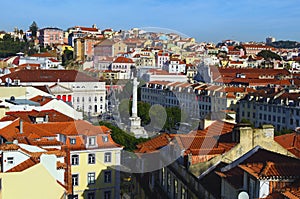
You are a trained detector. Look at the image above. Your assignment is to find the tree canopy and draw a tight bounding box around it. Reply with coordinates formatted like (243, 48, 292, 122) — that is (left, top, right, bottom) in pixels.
(0, 34, 38, 58)
(257, 50, 282, 61)
(96, 121, 149, 151)
(270, 40, 300, 49)
(62, 48, 74, 66)
(29, 21, 38, 38)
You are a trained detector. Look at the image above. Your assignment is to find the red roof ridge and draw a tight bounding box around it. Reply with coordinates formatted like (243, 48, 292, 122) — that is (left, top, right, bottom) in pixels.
(6, 157, 39, 172)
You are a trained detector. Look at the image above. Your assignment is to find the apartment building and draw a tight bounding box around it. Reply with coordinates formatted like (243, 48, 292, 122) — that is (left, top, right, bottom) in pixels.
(39, 27, 64, 47)
(238, 88, 300, 131)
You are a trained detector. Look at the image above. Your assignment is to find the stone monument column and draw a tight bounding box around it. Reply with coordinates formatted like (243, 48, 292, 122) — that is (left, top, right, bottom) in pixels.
(132, 77, 138, 118)
(128, 77, 148, 138)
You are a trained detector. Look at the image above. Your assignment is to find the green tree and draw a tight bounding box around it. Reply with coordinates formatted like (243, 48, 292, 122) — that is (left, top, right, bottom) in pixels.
(0, 34, 26, 57)
(257, 50, 282, 61)
(62, 48, 74, 66)
(96, 121, 149, 151)
(29, 21, 38, 38)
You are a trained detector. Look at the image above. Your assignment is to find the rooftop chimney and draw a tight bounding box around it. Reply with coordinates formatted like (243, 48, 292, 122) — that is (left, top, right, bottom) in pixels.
(19, 119, 23, 134)
(45, 114, 49, 123)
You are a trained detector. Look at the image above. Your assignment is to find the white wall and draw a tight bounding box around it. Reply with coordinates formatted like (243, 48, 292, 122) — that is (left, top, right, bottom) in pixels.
(259, 180, 270, 198)
(2, 151, 30, 172)
(40, 154, 65, 185)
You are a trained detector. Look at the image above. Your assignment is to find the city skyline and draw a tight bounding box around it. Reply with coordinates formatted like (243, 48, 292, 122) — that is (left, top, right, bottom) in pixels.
(2, 0, 300, 43)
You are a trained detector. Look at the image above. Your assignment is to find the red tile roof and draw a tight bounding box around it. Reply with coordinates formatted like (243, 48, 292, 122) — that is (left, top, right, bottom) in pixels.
(0, 143, 20, 151)
(6, 157, 39, 172)
(29, 96, 53, 106)
(34, 121, 121, 150)
(0, 70, 99, 82)
(31, 52, 56, 58)
(113, 56, 134, 64)
(75, 26, 99, 32)
(135, 133, 174, 153)
(217, 148, 300, 191)
(1, 109, 74, 123)
(275, 133, 300, 158)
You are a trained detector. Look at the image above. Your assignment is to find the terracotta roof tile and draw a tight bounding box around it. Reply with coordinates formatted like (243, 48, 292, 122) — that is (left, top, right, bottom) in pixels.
(275, 133, 300, 158)
(135, 133, 173, 153)
(0, 143, 20, 151)
(29, 96, 53, 106)
(0, 70, 99, 83)
(113, 56, 134, 64)
(6, 157, 39, 172)
(2, 109, 74, 123)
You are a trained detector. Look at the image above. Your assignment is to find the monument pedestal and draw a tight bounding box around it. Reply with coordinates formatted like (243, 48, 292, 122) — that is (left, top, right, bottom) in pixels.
(129, 116, 148, 138)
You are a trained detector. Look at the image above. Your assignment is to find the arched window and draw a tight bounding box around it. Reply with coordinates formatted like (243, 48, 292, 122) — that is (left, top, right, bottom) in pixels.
(94, 96, 97, 102)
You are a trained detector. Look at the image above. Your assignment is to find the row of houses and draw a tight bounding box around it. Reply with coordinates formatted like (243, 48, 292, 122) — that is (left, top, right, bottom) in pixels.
(0, 80, 123, 199)
(140, 67, 300, 131)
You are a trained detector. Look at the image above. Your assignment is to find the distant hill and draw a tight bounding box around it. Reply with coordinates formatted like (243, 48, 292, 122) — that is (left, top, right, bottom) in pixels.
(270, 40, 300, 49)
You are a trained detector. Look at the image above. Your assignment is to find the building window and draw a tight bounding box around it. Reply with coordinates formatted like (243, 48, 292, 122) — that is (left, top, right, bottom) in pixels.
(104, 152, 111, 163)
(73, 195, 78, 199)
(167, 172, 171, 193)
(100, 97, 103, 102)
(104, 170, 112, 183)
(87, 192, 95, 199)
(88, 154, 95, 164)
(82, 97, 85, 102)
(88, 137, 96, 146)
(70, 137, 78, 145)
(71, 155, 79, 165)
(102, 136, 108, 142)
(89, 97, 92, 102)
(77, 97, 80, 102)
(181, 186, 186, 199)
(87, 172, 96, 184)
(104, 190, 111, 199)
(174, 179, 178, 198)
(7, 157, 14, 164)
(94, 96, 97, 102)
(72, 174, 79, 186)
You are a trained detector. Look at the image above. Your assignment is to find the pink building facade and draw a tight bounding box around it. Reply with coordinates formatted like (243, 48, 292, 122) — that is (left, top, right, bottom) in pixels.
(39, 28, 64, 47)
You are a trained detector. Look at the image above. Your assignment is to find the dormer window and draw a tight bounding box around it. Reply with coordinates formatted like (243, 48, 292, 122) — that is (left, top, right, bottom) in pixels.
(88, 137, 96, 146)
(70, 138, 76, 145)
(102, 136, 108, 143)
(7, 157, 14, 164)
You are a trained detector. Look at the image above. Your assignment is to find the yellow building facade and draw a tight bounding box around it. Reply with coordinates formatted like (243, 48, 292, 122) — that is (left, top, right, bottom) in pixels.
(71, 148, 122, 199)
(0, 163, 66, 199)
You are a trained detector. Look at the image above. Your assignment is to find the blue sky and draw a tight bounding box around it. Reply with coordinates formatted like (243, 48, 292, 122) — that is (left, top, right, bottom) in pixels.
(1, 0, 300, 43)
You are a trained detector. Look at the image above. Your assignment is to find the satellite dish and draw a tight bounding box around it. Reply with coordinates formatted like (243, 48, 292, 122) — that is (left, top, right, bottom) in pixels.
(238, 192, 249, 199)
